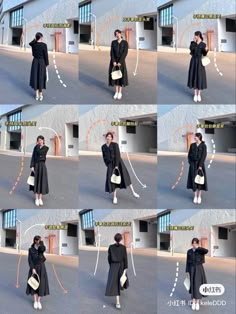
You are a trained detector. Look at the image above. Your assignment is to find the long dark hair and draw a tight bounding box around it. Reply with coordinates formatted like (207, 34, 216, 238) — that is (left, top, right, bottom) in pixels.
(195, 132, 204, 143)
(35, 32, 43, 41)
(37, 135, 45, 144)
(194, 31, 203, 41)
(114, 29, 123, 38)
(192, 237, 200, 245)
(105, 132, 114, 139)
(32, 235, 41, 246)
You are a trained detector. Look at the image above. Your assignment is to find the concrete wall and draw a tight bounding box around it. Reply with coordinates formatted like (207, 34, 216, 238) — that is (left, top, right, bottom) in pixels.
(16, 209, 78, 255)
(79, 105, 157, 152)
(0, 0, 78, 53)
(218, 18, 236, 52)
(0, 212, 6, 247)
(158, 105, 236, 152)
(133, 219, 157, 248)
(212, 226, 236, 257)
(91, 0, 157, 49)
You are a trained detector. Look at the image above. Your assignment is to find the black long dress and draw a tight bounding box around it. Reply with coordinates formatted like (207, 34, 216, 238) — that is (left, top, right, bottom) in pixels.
(186, 247, 208, 299)
(101, 142, 131, 193)
(26, 241, 50, 297)
(29, 39, 49, 92)
(30, 144, 49, 195)
(187, 142, 208, 191)
(105, 243, 129, 296)
(187, 41, 208, 90)
(109, 39, 128, 87)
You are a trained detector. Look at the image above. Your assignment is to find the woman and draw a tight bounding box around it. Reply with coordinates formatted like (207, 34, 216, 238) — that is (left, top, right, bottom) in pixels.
(187, 133, 208, 204)
(101, 132, 140, 204)
(105, 233, 129, 309)
(186, 238, 208, 311)
(30, 135, 49, 206)
(29, 32, 49, 101)
(26, 236, 49, 310)
(187, 31, 208, 102)
(109, 29, 128, 100)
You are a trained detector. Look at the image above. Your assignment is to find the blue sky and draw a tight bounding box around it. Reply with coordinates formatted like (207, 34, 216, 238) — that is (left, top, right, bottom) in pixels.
(0, 105, 23, 116)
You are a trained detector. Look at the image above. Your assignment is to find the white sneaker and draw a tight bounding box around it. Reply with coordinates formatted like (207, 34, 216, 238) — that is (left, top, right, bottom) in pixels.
(33, 301, 38, 309)
(113, 197, 118, 204)
(39, 95, 43, 102)
(35, 199, 40, 207)
(113, 92, 118, 100)
(133, 192, 140, 198)
(38, 302, 42, 310)
(39, 199, 43, 206)
(195, 303, 200, 311)
(116, 303, 121, 309)
(191, 302, 196, 310)
(117, 92, 122, 100)
(193, 95, 198, 102)
(35, 95, 39, 101)
(197, 95, 201, 102)
(193, 196, 198, 204)
(197, 197, 202, 204)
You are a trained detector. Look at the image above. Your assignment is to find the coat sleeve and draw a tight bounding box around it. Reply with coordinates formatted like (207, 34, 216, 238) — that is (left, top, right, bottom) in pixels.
(196, 247, 208, 255)
(28, 249, 35, 270)
(38, 241, 46, 253)
(108, 246, 112, 264)
(30, 146, 37, 168)
(199, 144, 207, 167)
(110, 41, 116, 63)
(118, 41, 128, 64)
(43, 44, 49, 66)
(188, 144, 192, 163)
(124, 246, 128, 269)
(29, 39, 36, 47)
(185, 250, 190, 273)
(114, 143, 121, 167)
(202, 42, 208, 56)
(101, 145, 110, 167)
(189, 41, 196, 55)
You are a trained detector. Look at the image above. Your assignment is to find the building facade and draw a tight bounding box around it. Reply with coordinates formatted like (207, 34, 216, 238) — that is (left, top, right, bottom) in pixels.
(79, 105, 157, 153)
(79, 209, 157, 249)
(158, 105, 236, 153)
(0, 0, 78, 53)
(157, 0, 236, 52)
(0, 209, 79, 255)
(0, 104, 79, 157)
(79, 0, 157, 50)
(157, 209, 236, 257)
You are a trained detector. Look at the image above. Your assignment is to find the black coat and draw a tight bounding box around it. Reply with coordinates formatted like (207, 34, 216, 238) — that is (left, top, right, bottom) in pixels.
(187, 142, 208, 191)
(101, 142, 131, 193)
(109, 39, 128, 87)
(29, 40, 49, 91)
(30, 145, 49, 195)
(187, 41, 208, 90)
(26, 241, 50, 297)
(105, 243, 129, 296)
(186, 247, 208, 299)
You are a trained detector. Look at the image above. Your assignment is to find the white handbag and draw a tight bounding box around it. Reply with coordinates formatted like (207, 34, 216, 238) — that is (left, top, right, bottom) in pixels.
(194, 169, 205, 185)
(202, 56, 210, 67)
(111, 66, 122, 80)
(184, 277, 190, 291)
(120, 269, 127, 288)
(28, 273, 40, 290)
(27, 175, 35, 186)
(111, 168, 121, 184)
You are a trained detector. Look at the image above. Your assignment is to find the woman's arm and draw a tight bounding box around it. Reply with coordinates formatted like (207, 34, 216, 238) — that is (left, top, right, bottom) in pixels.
(199, 144, 207, 167)
(101, 145, 110, 167)
(29, 39, 36, 47)
(30, 146, 36, 168)
(124, 246, 128, 269)
(110, 41, 116, 63)
(189, 41, 196, 55)
(188, 144, 192, 164)
(43, 44, 49, 66)
(185, 251, 190, 273)
(202, 43, 208, 56)
(108, 246, 112, 264)
(38, 241, 46, 253)
(118, 41, 128, 64)
(114, 143, 121, 168)
(28, 249, 35, 270)
(196, 247, 208, 255)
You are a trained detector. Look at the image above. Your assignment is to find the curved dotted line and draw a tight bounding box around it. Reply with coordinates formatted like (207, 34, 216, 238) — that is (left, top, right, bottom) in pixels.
(9, 156, 25, 195)
(207, 139, 215, 169)
(53, 50, 67, 88)
(213, 48, 223, 76)
(171, 161, 185, 189)
(85, 119, 107, 150)
(170, 261, 179, 297)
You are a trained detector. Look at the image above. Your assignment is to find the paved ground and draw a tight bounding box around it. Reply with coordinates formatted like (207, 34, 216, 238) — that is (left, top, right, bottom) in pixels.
(157, 255, 236, 314)
(158, 51, 236, 104)
(78, 49, 157, 104)
(0, 252, 78, 314)
(0, 154, 78, 209)
(79, 154, 157, 209)
(0, 48, 78, 104)
(157, 154, 235, 209)
(78, 250, 157, 314)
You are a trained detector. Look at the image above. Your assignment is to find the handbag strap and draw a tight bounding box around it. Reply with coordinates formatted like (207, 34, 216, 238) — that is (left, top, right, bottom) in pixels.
(32, 273, 40, 284)
(113, 168, 120, 175)
(112, 65, 121, 71)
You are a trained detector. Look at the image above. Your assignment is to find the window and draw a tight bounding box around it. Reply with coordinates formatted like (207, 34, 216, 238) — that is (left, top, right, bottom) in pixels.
(144, 17, 154, 30)
(7, 110, 22, 132)
(158, 212, 170, 232)
(204, 120, 215, 134)
(3, 210, 16, 229)
(139, 220, 148, 232)
(67, 224, 77, 237)
(159, 5, 173, 27)
(73, 125, 79, 138)
(79, 2, 91, 24)
(126, 120, 136, 134)
(10, 7, 23, 27)
(81, 210, 94, 229)
(226, 18, 236, 32)
(218, 227, 228, 240)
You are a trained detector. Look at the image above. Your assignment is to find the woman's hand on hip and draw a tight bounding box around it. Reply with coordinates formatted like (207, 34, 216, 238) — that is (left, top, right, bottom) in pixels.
(31, 167, 35, 172)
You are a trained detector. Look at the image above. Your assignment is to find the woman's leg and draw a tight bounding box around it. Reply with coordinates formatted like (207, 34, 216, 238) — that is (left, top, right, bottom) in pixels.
(35, 193, 39, 206)
(193, 89, 198, 102)
(39, 194, 43, 206)
(33, 294, 38, 309)
(39, 89, 43, 101)
(116, 295, 120, 308)
(37, 296, 42, 309)
(197, 89, 202, 102)
(113, 85, 119, 99)
(129, 184, 140, 198)
(117, 85, 122, 99)
(193, 190, 198, 203)
(113, 189, 118, 204)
